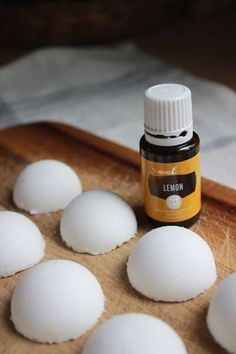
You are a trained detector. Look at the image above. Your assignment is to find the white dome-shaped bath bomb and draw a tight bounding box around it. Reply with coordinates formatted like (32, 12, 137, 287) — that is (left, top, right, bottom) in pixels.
(127, 226, 216, 302)
(82, 313, 187, 354)
(0, 211, 45, 277)
(13, 159, 82, 214)
(11, 259, 104, 343)
(60, 190, 137, 255)
(207, 273, 236, 353)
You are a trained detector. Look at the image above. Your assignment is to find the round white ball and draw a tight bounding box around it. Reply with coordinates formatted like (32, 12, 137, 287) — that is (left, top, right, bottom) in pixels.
(127, 226, 216, 302)
(82, 313, 187, 354)
(207, 273, 236, 353)
(0, 211, 45, 277)
(60, 190, 137, 255)
(13, 159, 82, 214)
(11, 259, 104, 343)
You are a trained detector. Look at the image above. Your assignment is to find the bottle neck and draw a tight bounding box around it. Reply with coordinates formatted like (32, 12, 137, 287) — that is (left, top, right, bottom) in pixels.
(145, 128, 193, 147)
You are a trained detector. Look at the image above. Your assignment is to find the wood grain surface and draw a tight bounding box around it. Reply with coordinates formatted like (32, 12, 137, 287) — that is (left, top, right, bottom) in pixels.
(0, 122, 235, 354)
(0, 1, 180, 46)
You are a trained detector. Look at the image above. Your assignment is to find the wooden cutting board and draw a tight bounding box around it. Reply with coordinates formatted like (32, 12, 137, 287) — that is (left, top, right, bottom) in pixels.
(0, 122, 235, 354)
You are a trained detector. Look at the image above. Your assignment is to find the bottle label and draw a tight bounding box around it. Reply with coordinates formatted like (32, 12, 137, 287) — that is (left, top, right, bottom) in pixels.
(141, 153, 201, 222)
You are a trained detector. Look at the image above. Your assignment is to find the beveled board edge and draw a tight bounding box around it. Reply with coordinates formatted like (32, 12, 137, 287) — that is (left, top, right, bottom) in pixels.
(50, 122, 236, 209)
(1, 121, 236, 209)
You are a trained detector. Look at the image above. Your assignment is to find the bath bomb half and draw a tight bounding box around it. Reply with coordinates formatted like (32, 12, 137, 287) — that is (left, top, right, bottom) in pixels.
(82, 313, 187, 354)
(207, 273, 236, 353)
(60, 190, 137, 255)
(13, 159, 82, 214)
(127, 226, 216, 302)
(0, 211, 45, 277)
(11, 259, 104, 343)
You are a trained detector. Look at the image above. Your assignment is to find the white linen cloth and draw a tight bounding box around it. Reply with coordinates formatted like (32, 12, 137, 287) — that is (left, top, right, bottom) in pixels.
(0, 44, 235, 188)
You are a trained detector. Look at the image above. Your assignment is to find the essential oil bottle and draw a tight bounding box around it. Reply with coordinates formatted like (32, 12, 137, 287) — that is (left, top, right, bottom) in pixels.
(140, 83, 201, 228)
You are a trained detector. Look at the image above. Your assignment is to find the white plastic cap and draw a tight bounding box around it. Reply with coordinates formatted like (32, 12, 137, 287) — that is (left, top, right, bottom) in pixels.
(144, 84, 193, 146)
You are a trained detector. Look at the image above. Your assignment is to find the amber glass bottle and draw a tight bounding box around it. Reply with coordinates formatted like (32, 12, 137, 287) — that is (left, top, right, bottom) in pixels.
(140, 84, 201, 228)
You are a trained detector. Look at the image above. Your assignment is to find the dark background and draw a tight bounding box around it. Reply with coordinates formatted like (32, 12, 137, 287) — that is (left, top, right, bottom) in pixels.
(0, 0, 235, 89)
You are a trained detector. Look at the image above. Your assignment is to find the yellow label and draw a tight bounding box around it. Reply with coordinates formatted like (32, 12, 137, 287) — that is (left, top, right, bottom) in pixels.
(141, 153, 201, 222)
